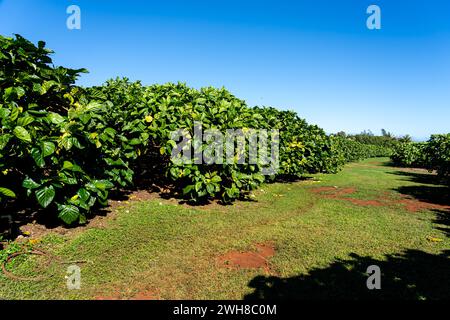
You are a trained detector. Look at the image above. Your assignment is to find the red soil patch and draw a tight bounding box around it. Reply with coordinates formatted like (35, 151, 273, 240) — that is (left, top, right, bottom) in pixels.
(311, 186, 450, 212)
(397, 195, 450, 213)
(218, 243, 276, 272)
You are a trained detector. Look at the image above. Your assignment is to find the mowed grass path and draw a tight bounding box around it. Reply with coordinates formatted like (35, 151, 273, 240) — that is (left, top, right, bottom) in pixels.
(1, 158, 449, 300)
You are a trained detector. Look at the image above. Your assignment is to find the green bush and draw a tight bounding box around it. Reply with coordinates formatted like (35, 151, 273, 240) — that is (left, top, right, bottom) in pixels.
(333, 136, 392, 163)
(425, 134, 450, 184)
(0, 34, 115, 224)
(0, 34, 399, 225)
(391, 142, 427, 167)
(390, 135, 449, 185)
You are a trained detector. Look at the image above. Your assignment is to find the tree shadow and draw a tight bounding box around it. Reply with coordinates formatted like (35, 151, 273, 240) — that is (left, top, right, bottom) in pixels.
(379, 159, 401, 167)
(393, 184, 450, 241)
(271, 175, 314, 183)
(0, 199, 115, 240)
(244, 249, 450, 300)
(388, 170, 442, 185)
(394, 185, 450, 207)
(432, 209, 450, 238)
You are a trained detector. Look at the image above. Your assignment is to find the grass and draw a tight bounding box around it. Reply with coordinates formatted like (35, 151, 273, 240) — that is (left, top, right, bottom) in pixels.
(0, 158, 449, 300)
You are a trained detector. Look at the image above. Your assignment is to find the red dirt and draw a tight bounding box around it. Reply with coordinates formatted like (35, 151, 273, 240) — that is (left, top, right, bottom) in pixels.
(218, 243, 276, 272)
(311, 186, 450, 212)
(397, 195, 450, 213)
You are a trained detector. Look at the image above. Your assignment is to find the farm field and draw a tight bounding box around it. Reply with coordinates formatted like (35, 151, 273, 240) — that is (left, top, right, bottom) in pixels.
(1, 158, 448, 300)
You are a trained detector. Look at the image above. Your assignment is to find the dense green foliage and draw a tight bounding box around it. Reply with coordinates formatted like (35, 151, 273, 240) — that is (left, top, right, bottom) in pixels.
(0, 35, 398, 225)
(352, 131, 398, 149)
(391, 134, 450, 184)
(0, 34, 115, 225)
(333, 136, 392, 163)
(391, 142, 428, 167)
(426, 134, 450, 183)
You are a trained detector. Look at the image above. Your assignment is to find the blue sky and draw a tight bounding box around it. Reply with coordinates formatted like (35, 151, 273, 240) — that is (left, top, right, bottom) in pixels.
(1, 0, 449, 140)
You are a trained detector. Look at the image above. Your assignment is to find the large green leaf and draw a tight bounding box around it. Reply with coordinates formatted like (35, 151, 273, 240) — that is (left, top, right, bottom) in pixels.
(22, 177, 41, 189)
(31, 147, 45, 167)
(48, 112, 65, 125)
(41, 141, 56, 157)
(58, 204, 80, 225)
(0, 134, 12, 150)
(0, 187, 16, 198)
(93, 180, 114, 191)
(17, 116, 35, 127)
(35, 186, 56, 208)
(13, 126, 32, 143)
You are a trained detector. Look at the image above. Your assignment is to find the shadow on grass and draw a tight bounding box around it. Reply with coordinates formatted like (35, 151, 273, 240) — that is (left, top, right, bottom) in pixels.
(393, 183, 450, 240)
(271, 175, 314, 183)
(0, 200, 114, 240)
(244, 249, 450, 300)
(389, 170, 441, 185)
(432, 209, 450, 238)
(394, 185, 450, 206)
(378, 159, 399, 167)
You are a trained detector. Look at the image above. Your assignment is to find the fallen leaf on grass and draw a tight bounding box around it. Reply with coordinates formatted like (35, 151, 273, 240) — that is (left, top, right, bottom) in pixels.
(426, 236, 443, 242)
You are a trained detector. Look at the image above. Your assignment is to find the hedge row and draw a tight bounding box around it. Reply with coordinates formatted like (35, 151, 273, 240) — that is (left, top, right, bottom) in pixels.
(391, 142, 428, 168)
(0, 35, 391, 224)
(391, 135, 450, 184)
(333, 136, 393, 163)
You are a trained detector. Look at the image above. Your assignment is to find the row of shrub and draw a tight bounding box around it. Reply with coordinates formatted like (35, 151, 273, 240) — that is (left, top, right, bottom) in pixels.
(332, 136, 393, 163)
(391, 142, 428, 167)
(0, 35, 392, 225)
(391, 135, 450, 184)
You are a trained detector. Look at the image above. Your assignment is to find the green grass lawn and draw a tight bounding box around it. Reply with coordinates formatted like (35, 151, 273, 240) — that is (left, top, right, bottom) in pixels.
(1, 158, 449, 300)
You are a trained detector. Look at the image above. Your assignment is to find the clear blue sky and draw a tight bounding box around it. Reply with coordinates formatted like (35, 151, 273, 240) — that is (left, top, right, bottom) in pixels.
(1, 0, 449, 140)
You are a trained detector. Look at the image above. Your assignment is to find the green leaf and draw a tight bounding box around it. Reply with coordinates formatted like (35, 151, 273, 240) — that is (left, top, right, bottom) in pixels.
(78, 213, 87, 225)
(0, 134, 12, 150)
(129, 138, 141, 145)
(58, 172, 78, 185)
(62, 161, 83, 173)
(93, 180, 114, 191)
(22, 177, 41, 190)
(13, 126, 32, 143)
(30, 147, 45, 167)
(0, 107, 11, 119)
(41, 141, 56, 157)
(85, 101, 104, 112)
(15, 87, 25, 99)
(9, 107, 19, 122)
(3, 87, 14, 100)
(182, 184, 194, 195)
(77, 188, 90, 202)
(206, 184, 215, 194)
(58, 204, 80, 225)
(17, 116, 35, 127)
(61, 136, 73, 150)
(0, 187, 16, 198)
(253, 173, 265, 183)
(63, 161, 74, 170)
(33, 83, 43, 94)
(41, 80, 58, 94)
(35, 186, 56, 208)
(48, 112, 65, 125)
(104, 127, 117, 137)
